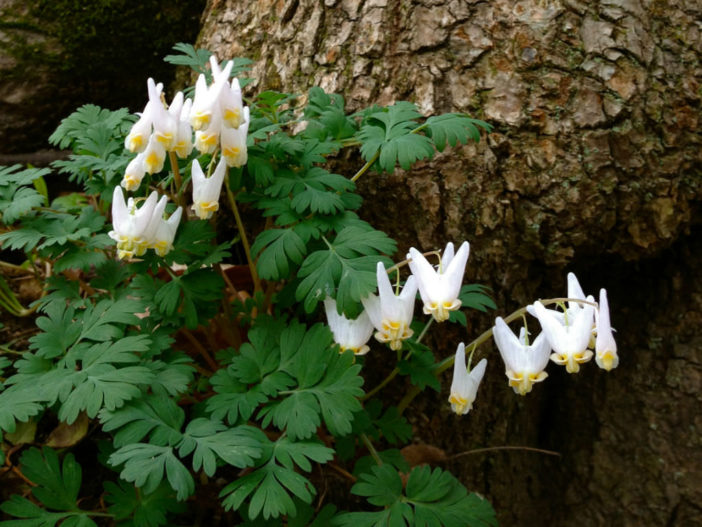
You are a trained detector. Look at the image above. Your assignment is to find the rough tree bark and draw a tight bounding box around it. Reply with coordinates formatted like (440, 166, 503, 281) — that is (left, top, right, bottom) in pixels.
(197, 1, 701, 525)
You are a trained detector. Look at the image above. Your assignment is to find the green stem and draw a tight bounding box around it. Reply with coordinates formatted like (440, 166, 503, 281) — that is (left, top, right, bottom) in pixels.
(361, 318, 433, 402)
(360, 433, 382, 466)
(224, 178, 262, 293)
(350, 150, 380, 183)
(168, 151, 185, 208)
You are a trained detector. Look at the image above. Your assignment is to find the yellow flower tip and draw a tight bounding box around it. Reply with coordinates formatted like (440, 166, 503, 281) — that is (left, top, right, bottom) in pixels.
(224, 108, 242, 128)
(192, 201, 219, 220)
(152, 240, 170, 257)
(117, 249, 134, 260)
(144, 151, 164, 174)
(449, 393, 472, 415)
(155, 132, 173, 148)
(341, 344, 370, 356)
(597, 350, 618, 371)
(122, 176, 139, 191)
(126, 134, 144, 152)
(192, 113, 211, 130)
(424, 299, 462, 323)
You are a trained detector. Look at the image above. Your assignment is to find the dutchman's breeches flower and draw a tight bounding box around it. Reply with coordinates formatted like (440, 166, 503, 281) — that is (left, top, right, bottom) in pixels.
(324, 298, 374, 355)
(361, 262, 417, 351)
(191, 158, 227, 220)
(493, 317, 550, 395)
(595, 288, 618, 371)
(449, 343, 487, 415)
(121, 153, 146, 191)
(152, 206, 182, 257)
(408, 241, 469, 322)
(109, 187, 159, 259)
(221, 107, 250, 168)
(532, 299, 595, 373)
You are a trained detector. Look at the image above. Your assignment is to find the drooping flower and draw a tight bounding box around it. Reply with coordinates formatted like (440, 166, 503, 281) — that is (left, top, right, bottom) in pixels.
(124, 80, 162, 153)
(493, 317, 550, 395)
(532, 299, 595, 373)
(361, 262, 417, 351)
(121, 153, 146, 191)
(407, 241, 469, 322)
(191, 158, 227, 220)
(142, 135, 166, 175)
(194, 111, 222, 155)
(595, 288, 618, 371)
(449, 342, 487, 415)
(221, 106, 250, 167)
(173, 98, 193, 159)
(109, 187, 159, 259)
(221, 78, 245, 129)
(152, 206, 183, 257)
(324, 298, 374, 355)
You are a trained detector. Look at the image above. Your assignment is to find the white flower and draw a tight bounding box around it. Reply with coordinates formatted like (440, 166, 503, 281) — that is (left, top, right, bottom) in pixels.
(191, 158, 227, 220)
(595, 288, 618, 371)
(221, 106, 249, 167)
(121, 153, 146, 191)
(361, 262, 417, 351)
(449, 343, 487, 415)
(109, 187, 160, 259)
(173, 98, 193, 159)
(149, 80, 178, 151)
(532, 299, 595, 373)
(493, 317, 550, 395)
(324, 298, 374, 355)
(152, 206, 182, 257)
(142, 135, 166, 175)
(190, 58, 232, 132)
(194, 111, 222, 155)
(407, 241, 469, 322)
(124, 80, 163, 153)
(221, 78, 245, 129)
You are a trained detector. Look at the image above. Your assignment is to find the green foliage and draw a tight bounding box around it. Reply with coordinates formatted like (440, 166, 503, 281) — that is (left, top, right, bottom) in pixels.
(296, 225, 396, 314)
(358, 102, 435, 172)
(0, 43, 496, 526)
(104, 481, 184, 527)
(399, 340, 441, 391)
(0, 448, 101, 526)
(0, 165, 50, 225)
(335, 465, 497, 527)
(220, 435, 333, 521)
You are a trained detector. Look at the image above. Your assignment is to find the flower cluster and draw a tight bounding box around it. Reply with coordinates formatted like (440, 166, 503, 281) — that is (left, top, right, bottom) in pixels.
(108, 187, 182, 260)
(323, 238, 618, 417)
(325, 241, 471, 355)
(123, 79, 192, 191)
(493, 273, 618, 397)
(191, 56, 250, 168)
(110, 55, 252, 259)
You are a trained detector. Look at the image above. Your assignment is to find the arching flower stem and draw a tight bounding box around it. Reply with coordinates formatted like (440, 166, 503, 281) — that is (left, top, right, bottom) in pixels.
(395, 297, 598, 415)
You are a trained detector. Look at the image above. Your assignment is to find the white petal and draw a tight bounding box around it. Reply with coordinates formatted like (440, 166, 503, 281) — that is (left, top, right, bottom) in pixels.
(407, 247, 436, 304)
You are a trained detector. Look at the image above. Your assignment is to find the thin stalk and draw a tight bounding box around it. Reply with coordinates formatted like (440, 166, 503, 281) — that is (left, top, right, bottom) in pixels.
(360, 433, 383, 466)
(350, 150, 380, 183)
(224, 178, 262, 293)
(168, 151, 185, 208)
(0, 260, 29, 272)
(361, 318, 434, 402)
(450, 445, 561, 458)
(180, 328, 219, 372)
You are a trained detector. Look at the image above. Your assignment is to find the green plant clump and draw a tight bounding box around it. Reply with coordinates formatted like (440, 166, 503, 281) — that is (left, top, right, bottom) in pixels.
(0, 43, 619, 525)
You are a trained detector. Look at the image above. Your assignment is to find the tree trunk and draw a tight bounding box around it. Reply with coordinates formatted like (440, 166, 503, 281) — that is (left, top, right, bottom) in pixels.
(198, 1, 702, 524)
